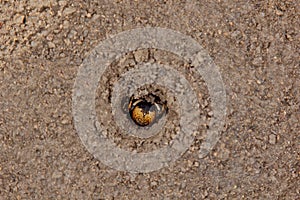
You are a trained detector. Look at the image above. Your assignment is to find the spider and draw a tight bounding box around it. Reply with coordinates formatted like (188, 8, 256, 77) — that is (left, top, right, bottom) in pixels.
(128, 97, 167, 127)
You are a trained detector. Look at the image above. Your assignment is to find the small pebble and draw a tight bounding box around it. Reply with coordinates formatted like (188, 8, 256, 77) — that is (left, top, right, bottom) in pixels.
(269, 134, 276, 144)
(63, 7, 77, 15)
(48, 42, 55, 48)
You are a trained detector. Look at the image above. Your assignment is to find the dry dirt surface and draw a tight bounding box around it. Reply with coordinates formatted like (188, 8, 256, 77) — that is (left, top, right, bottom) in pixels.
(0, 0, 299, 199)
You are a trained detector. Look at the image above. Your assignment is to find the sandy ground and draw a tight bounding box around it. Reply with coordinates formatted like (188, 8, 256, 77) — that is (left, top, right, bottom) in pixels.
(0, 0, 299, 199)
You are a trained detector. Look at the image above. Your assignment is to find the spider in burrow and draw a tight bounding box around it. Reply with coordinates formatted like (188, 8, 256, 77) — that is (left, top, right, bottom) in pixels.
(128, 96, 167, 127)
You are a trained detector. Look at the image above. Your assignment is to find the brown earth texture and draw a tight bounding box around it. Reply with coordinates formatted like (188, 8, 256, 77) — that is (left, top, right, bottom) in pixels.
(0, 0, 299, 199)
